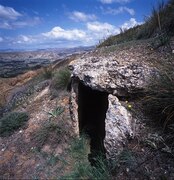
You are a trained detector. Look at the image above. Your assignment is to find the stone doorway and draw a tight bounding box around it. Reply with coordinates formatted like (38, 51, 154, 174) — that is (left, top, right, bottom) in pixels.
(78, 82, 109, 162)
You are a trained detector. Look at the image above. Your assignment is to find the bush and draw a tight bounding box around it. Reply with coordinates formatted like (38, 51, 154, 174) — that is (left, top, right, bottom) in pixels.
(51, 67, 71, 90)
(0, 111, 29, 137)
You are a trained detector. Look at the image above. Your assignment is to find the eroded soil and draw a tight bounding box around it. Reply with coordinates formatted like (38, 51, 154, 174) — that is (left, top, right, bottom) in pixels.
(0, 71, 75, 179)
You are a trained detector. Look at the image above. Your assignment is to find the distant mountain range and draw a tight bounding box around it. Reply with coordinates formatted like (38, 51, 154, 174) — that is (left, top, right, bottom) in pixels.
(0, 46, 94, 78)
(0, 46, 94, 53)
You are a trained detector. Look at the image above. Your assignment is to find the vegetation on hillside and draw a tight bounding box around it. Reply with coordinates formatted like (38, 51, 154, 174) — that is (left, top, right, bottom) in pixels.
(143, 66, 174, 128)
(98, 0, 174, 47)
(51, 67, 71, 90)
(142, 61, 174, 152)
(62, 135, 110, 180)
(0, 111, 29, 137)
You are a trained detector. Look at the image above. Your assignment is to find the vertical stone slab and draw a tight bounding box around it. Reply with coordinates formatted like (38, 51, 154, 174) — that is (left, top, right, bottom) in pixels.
(69, 78, 79, 136)
(104, 94, 133, 160)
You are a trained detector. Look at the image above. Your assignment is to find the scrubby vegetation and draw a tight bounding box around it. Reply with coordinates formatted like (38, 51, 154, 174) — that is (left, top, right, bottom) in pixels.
(142, 63, 174, 153)
(42, 66, 53, 79)
(62, 135, 110, 180)
(31, 106, 65, 150)
(0, 111, 29, 137)
(98, 0, 174, 47)
(32, 119, 64, 149)
(143, 66, 174, 129)
(51, 67, 71, 90)
(137, 0, 174, 39)
(98, 25, 141, 47)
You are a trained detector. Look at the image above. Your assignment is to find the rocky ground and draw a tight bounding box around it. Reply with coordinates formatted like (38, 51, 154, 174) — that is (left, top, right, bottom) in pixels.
(0, 68, 76, 179)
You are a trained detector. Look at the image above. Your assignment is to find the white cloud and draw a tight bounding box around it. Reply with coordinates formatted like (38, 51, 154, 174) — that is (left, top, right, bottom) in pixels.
(19, 35, 32, 42)
(69, 11, 97, 22)
(42, 26, 87, 41)
(87, 21, 115, 33)
(1, 18, 142, 49)
(0, 4, 41, 29)
(13, 17, 41, 28)
(86, 21, 120, 42)
(0, 4, 22, 20)
(121, 18, 142, 30)
(0, 16, 41, 29)
(104, 6, 135, 15)
(41, 21, 120, 46)
(0, 37, 3, 42)
(100, 0, 130, 4)
(0, 21, 11, 29)
(16, 35, 36, 44)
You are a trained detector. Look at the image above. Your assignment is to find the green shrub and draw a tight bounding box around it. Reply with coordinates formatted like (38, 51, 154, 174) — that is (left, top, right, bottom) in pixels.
(48, 106, 64, 118)
(52, 67, 71, 90)
(0, 111, 29, 137)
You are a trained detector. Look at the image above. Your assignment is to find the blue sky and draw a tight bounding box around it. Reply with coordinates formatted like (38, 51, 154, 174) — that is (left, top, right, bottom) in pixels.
(0, 0, 168, 50)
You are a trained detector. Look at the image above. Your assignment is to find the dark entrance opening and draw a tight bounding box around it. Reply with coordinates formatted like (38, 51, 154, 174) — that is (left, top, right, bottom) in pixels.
(78, 82, 108, 165)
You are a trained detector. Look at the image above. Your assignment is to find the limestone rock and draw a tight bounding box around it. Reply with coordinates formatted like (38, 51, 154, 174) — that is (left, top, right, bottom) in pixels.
(69, 42, 158, 96)
(105, 94, 133, 159)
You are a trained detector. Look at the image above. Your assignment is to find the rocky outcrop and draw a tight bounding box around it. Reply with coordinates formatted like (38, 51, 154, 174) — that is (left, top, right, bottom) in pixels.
(69, 40, 173, 159)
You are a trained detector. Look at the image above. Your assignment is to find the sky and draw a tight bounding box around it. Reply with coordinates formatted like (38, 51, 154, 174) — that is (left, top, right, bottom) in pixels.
(0, 0, 168, 50)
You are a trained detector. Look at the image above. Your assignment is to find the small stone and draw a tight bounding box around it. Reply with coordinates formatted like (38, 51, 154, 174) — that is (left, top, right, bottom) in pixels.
(42, 145, 52, 153)
(55, 146, 63, 156)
